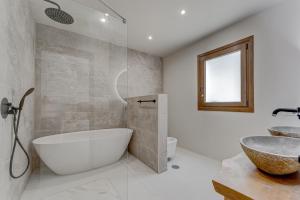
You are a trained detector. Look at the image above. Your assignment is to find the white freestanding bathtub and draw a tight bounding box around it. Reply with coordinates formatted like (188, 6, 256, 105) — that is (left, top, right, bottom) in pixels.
(33, 128, 132, 175)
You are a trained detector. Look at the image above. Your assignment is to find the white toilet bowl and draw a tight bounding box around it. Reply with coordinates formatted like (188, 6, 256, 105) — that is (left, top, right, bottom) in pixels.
(167, 137, 177, 160)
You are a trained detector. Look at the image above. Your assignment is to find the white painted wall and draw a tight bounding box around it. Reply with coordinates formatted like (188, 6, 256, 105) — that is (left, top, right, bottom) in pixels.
(163, 0, 300, 161)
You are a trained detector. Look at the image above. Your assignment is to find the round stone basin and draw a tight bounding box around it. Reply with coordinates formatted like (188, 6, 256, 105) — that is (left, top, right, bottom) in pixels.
(268, 126, 300, 138)
(240, 136, 300, 175)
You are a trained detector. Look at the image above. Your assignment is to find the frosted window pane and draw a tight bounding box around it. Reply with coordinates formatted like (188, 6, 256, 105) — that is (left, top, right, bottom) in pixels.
(205, 51, 241, 103)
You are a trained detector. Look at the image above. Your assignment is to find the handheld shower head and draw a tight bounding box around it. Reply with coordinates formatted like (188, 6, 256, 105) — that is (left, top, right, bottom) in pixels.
(19, 88, 34, 111)
(3, 87, 35, 179)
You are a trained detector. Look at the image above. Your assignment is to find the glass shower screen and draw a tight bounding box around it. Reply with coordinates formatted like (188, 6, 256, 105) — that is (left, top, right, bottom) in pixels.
(22, 0, 129, 199)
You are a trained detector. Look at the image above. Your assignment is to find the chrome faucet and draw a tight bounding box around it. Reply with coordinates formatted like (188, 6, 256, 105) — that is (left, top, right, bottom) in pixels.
(272, 107, 300, 119)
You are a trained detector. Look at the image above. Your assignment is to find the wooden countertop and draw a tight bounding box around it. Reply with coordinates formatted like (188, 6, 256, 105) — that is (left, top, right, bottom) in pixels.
(212, 153, 300, 200)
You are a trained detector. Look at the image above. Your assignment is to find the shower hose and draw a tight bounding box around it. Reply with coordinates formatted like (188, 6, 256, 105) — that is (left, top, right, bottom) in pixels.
(9, 108, 30, 179)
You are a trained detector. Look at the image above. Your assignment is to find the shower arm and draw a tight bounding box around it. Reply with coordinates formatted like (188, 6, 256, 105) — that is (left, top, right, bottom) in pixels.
(97, 0, 126, 24)
(44, 0, 61, 10)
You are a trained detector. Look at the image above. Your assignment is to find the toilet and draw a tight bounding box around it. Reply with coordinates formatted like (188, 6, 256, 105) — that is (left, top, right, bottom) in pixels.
(167, 137, 177, 160)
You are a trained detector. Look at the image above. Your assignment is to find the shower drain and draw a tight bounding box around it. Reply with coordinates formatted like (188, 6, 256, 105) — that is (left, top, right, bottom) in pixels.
(172, 164, 180, 169)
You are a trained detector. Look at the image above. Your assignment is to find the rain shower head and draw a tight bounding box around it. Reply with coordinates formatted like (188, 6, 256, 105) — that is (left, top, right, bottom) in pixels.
(44, 0, 74, 25)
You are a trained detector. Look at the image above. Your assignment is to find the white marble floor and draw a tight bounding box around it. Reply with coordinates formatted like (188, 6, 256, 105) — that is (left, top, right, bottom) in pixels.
(21, 147, 222, 200)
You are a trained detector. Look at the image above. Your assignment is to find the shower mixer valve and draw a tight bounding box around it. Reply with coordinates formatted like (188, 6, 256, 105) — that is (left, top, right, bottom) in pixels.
(1, 98, 14, 119)
(1, 88, 35, 119)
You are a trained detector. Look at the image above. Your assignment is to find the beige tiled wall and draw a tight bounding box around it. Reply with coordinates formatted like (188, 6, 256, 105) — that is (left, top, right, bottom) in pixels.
(128, 49, 163, 97)
(127, 94, 168, 173)
(35, 24, 127, 139)
(0, 0, 35, 199)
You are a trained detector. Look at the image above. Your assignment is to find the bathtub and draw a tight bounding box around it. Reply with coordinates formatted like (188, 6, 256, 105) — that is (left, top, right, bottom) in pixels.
(32, 128, 132, 175)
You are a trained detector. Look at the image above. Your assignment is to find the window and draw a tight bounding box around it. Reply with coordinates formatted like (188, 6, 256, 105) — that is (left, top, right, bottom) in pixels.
(197, 36, 254, 112)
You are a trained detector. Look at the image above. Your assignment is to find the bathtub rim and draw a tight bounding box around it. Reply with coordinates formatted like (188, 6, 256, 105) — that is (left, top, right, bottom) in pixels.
(32, 128, 133, 145)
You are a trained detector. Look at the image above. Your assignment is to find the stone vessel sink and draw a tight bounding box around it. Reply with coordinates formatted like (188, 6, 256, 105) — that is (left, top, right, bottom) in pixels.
(268, 126, 300, 138)
(240, 136, 300, 175)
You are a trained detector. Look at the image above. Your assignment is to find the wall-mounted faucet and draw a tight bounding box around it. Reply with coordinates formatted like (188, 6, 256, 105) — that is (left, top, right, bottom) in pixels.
(272, 107, 300, 119)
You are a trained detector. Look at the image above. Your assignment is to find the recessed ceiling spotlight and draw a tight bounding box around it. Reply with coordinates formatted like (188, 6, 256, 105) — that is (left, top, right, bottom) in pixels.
(148, 35, 153, 40)
(105, 13, 109, 17)
(180, 9, 186, 15)
(100, 18, 106, 23)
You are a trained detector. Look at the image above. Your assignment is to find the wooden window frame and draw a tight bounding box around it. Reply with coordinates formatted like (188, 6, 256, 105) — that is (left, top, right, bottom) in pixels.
(197, 36, 254, 113)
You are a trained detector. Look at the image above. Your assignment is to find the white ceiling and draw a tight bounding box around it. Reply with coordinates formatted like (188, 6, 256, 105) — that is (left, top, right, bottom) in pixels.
(106, 0, 284, 57)
(30, 0, 285, 57)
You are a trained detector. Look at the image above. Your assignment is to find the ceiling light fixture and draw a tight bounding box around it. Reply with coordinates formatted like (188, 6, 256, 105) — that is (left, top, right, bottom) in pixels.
(100, 18, 106, 23)
(180, 9, 186, 15)
(105, 13, 109, 17)
(148, 35, 153, 40)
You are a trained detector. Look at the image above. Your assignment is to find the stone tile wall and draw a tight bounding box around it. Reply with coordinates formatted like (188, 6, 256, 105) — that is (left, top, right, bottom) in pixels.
(127, 94, 168, 173)
(127, 49, 162, 97)
(35, 24, 127, 139)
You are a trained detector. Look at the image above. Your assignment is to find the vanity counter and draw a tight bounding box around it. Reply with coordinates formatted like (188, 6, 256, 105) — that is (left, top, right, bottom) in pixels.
(212, 153, 300, 200)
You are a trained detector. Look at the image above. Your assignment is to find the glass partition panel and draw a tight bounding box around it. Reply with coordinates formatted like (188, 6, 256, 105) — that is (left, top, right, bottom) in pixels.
(22, 0, 128, 199)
